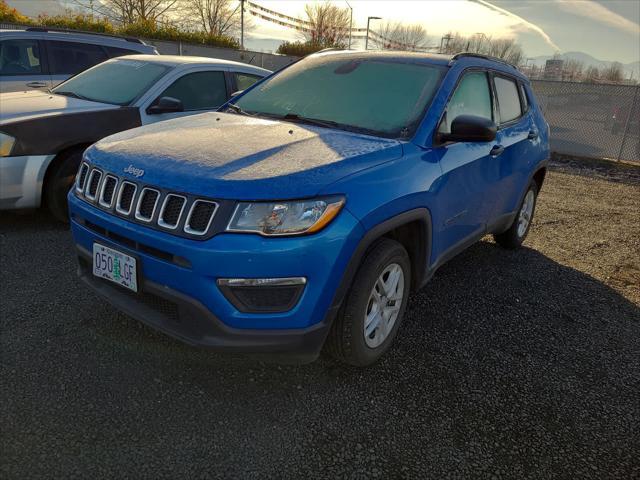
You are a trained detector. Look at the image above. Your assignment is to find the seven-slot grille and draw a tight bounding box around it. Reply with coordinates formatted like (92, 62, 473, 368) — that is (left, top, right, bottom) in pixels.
(75, 163, 218, 238)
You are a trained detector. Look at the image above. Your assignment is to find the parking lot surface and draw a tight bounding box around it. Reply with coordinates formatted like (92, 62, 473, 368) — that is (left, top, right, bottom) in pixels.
(1, 165, 639, 479)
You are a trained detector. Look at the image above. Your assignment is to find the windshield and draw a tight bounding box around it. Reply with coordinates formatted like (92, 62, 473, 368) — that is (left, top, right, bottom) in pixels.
(52, 59, 171, 106)
(233, 54, 445, 138)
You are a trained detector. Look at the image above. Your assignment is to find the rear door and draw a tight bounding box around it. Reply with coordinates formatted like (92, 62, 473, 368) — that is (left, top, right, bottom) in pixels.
(433, 70, 500, 255)
(491, 74, 535, 218)
(45, 40, 109, 87)
(139, 68, 229, 125)
(0, 38, 50, 92)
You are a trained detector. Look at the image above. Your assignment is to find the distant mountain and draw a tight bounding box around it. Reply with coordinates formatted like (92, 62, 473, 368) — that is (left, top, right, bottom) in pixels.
(530, 51, 639, 80)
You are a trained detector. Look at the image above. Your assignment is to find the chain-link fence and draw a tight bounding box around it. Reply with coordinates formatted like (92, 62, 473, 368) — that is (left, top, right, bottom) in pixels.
(531, 80, 640, 163)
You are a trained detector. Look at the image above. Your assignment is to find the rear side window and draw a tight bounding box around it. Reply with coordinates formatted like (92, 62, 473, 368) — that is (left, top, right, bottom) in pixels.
(438, 71, 492, 134)
(494, 76, 523, 123)
(0, 39, 42, 75)
(158, 71, 227, 111)
(235, 73, 261, 91)
(105, 46, 140, 58)
(47, 41, 108, 75)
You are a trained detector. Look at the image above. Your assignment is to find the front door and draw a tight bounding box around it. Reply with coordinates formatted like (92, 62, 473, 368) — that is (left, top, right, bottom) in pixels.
(432, 70, 501, 260)
(0, 39, 50, 93)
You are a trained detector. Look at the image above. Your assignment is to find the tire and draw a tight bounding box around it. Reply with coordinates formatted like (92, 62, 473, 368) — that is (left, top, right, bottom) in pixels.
(44, 149, 84, 223)
(325, 238, 411, 367)
(493, 181, 539, 249)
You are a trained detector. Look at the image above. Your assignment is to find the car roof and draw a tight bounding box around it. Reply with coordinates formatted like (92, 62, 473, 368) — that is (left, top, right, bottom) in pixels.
(311, 49, 528, 81)
(113, 54, 271, 73)
(0, 28, 154, 50)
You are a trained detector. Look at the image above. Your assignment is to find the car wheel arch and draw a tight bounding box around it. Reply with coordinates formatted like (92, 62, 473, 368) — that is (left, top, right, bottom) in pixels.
(330, 207, 433, 314)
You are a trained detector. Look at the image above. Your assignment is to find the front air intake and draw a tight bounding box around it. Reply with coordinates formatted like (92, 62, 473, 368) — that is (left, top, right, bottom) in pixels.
(116, 181, 137, 215)
(99, 175, 118, 208)
(76, 163, 90, 193)
(135, 188, 160, 222)
(85, 169, 103, 201)
(158, 194, 187, 229)
(184, 200, 218, 235)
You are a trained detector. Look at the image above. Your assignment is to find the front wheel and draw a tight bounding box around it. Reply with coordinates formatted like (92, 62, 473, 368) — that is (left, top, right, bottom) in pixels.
(44, 149, 83, 223)
(325, 238, 411, 366)
(493, 181, 538, 249)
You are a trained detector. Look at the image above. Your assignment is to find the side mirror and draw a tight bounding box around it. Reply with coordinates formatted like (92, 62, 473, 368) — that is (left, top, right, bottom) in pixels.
(148, 96, 184, 114)
(440, 114, 497, 143)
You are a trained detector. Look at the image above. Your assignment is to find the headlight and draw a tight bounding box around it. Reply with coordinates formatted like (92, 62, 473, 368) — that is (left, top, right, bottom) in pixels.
(227, 197, 345, 236)
(0, 132, 16, 157)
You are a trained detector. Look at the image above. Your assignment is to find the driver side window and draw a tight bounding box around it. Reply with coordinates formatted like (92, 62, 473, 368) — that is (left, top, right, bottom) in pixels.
(438, 71, 492, 134)
(158, 70, 227, 111)
(0, 39, 42, 75)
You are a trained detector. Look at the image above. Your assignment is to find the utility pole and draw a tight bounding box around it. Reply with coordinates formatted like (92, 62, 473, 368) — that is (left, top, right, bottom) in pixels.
(365, 16, 381, 50)
(240, 0, 245, 50)
(346, 1, 353, 49)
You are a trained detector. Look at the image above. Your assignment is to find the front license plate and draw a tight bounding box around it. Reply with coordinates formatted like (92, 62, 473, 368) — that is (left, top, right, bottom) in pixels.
(92, 243, 138, 292)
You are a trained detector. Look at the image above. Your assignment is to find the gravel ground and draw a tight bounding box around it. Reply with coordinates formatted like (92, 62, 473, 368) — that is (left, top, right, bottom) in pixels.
(1, 166, 639, 479)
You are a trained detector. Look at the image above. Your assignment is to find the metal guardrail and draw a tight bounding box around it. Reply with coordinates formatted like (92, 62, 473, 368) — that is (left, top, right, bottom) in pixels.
(531, 80, 640, 163)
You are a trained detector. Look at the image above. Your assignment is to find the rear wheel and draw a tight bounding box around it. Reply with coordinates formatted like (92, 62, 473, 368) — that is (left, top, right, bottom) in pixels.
(44, 149, 84, 223)
(325, 238, 411, 366)
(493, 181, 538, 249)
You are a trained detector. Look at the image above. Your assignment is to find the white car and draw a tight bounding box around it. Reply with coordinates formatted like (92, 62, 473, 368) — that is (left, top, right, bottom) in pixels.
(0, 55, 270, 220)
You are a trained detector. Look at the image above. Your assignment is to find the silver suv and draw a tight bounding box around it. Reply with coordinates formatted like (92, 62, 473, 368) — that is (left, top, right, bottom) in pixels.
(0, 27, 157, 93)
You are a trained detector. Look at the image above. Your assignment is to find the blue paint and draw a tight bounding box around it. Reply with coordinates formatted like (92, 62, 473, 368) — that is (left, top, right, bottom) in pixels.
(69, 52, 549, 354)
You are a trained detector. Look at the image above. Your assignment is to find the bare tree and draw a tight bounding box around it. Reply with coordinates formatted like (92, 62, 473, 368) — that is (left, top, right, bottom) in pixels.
(184, 0, 243, 36)
(302, 1, 350, 47)
(563, 58, 584, 82)
(439, 32, 523, 64)
(373, 21, 428, 51)
(584, 65, 600, 83)
(601, 62, 624, 83)
(72, 0, 180, 25)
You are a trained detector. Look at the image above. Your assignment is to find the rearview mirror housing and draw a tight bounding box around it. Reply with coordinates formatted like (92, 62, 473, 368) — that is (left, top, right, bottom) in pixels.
(148, 96, 184, 114)
(440, 114, 497, 143)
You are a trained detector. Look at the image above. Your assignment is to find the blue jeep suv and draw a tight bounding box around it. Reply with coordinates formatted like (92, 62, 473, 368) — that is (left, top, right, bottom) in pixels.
(69, 51, 549, 366)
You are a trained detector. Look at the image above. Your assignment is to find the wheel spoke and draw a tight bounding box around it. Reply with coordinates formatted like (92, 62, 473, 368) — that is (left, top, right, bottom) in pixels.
(364, 308, 382, 338)
(384, 267, 402, 297)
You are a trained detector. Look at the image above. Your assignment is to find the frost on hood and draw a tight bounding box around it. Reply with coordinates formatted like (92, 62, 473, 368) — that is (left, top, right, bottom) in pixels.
(94, 112, 401, 181)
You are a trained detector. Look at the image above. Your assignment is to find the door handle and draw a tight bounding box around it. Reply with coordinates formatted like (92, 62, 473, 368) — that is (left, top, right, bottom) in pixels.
(26, 81, 47, 88)
(528, 130, 538, 140)
(490, 145, 505, 157)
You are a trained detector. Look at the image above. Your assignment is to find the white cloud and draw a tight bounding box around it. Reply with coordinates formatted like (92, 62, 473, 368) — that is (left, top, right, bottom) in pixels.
(469, 0, 560, 50)
(553, 0, 640, 36)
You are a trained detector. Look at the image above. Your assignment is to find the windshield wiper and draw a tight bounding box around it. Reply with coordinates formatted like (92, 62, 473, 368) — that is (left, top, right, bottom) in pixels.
(280, 113, 341, 130)
(225, 103, 254, 116)
(54, 91, 90, 101)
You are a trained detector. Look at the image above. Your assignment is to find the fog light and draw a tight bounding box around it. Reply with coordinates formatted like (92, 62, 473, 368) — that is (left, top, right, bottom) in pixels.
(217, 277, 306, 313)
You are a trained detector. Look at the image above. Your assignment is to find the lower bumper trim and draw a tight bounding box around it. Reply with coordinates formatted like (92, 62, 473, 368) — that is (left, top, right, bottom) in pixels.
(76, 246, 330, 361)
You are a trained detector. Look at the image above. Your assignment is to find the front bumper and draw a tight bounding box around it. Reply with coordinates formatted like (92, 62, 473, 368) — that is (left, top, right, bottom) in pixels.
(69, 192, 364, 358)
(0, 154, 55, 209)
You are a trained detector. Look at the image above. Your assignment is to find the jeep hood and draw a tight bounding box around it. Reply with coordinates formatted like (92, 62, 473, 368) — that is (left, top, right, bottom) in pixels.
(87, 112, 404, 200)
(0, 90, 115, 125)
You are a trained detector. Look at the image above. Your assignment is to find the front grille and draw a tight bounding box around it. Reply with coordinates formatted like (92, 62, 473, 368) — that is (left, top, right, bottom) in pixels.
(76, 163, 89, 193)
(135, 188, 160, 222)
(158, 194, 186, 229)
(185, 200, 218, 235)
(85, 169, 102, 200)
(99, 175, 118, 208)
(116, 182, 137, 215)
(75, 161, 219, 238)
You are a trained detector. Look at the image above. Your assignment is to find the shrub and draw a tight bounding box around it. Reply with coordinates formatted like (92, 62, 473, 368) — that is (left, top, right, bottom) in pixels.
(0, 0, 29, 23)
(277, 40, 345, 56)
(0, 2, 239, 50)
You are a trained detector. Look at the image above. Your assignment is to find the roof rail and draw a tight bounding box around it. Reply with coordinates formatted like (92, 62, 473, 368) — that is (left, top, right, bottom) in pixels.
(24, 26, 144, 44)
(450, 52, 518, 69)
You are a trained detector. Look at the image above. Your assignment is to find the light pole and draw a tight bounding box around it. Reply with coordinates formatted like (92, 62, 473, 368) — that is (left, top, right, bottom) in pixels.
(365, 16, 381, 50)
(345, 0, 353, 49)
(240, 0, 245, 50)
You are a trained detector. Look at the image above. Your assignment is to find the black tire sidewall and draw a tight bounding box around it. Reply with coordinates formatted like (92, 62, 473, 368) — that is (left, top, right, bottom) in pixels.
(340, 239, 411, 366)
(45, 150, 83, 222)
